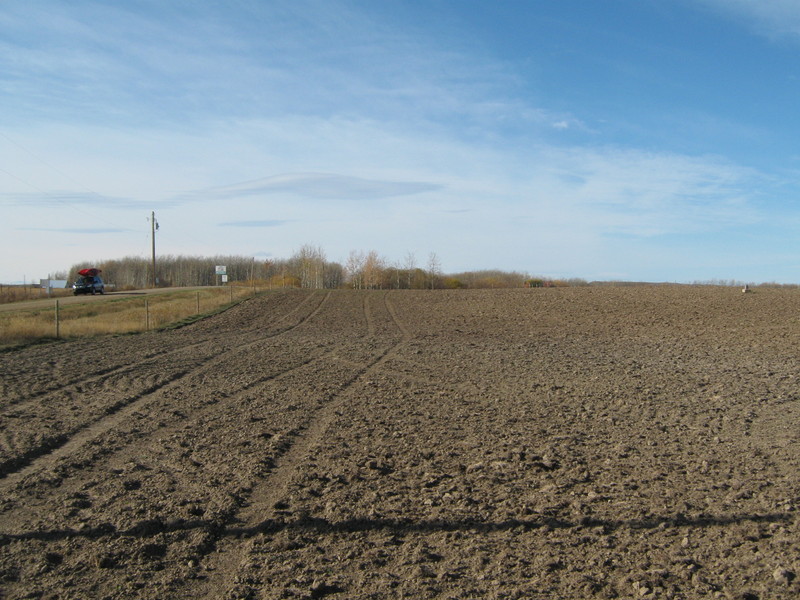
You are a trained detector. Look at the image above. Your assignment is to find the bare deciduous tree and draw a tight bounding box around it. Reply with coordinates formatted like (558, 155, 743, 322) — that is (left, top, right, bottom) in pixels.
(65, 247, 559, 291)
(346, 250, 366, 289)
(404, 251, 416, 289)
(362, 250, 385, 289)
(427, 252, 441, 290)
(293, 244, 326, 289)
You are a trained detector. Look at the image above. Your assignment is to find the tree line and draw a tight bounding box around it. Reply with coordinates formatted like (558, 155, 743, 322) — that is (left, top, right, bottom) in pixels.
(67, 245, 567, 290)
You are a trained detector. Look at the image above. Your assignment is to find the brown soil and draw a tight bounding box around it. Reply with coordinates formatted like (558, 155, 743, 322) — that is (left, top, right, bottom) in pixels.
(1, 287, 798, 600)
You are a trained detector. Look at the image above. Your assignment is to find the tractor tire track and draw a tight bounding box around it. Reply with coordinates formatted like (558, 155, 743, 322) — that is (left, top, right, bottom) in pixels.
(0, 290, 322, 412)
(2, 288, 800, 600)
(191, 292, 411, 599)
(0, 292, 331, 484)
(0, 332, 365, 525)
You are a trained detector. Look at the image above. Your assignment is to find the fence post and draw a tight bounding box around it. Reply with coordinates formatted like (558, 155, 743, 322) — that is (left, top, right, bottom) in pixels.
(196, 291, 200, 314)
(230, 285, 233, 303)
(145, 298, 150, 331)
(55, 299, 60, 339)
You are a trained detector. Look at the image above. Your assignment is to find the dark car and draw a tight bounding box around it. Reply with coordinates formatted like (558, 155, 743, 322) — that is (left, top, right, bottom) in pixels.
(73, 275, 105, 295)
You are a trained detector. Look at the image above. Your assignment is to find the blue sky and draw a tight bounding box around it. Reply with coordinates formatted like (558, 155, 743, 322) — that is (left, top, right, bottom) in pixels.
(2, 0, 800, 284)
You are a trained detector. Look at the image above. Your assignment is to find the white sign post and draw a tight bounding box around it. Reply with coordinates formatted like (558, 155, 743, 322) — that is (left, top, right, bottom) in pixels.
(215, 265, 227, 286)
(40, 279, 67, 297)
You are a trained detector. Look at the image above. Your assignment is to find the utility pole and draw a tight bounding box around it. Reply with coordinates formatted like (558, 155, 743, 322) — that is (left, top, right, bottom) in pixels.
(150, 211, 159, 288)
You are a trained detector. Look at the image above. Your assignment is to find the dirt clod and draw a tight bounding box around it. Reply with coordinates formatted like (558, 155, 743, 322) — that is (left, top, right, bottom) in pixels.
(0, 287, 798, 599)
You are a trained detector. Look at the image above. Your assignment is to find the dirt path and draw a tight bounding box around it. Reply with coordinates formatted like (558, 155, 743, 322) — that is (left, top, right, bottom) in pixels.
(0, 287, 798, 599)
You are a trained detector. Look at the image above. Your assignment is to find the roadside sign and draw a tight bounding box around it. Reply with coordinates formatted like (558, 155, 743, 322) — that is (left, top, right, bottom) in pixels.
(215, 265, 227, 275)
(40, 279, 67, 289)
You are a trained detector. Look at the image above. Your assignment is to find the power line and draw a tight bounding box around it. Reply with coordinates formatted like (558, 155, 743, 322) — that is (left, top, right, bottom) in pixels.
(1, 130, 237, 259)
(0, 165, 101, 221)
(0, 130, 105, 198)
(0, 130, 137, 231)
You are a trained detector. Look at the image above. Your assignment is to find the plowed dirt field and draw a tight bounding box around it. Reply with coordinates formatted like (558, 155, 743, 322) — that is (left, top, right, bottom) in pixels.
(1, 287, 799, 599)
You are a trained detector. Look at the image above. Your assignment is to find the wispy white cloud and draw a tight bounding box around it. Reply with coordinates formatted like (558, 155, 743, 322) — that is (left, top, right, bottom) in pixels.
(0, 0, 570, 143)
(693, 0, 800, 37)
(527, 147, 762, 237)
(0, 3, 375, 122)
(0, 191, 153, 209)
(219, 219, 289, 228)
(196, 173, 442, 202)
(0, 107, 770, 282)
(0, 1, 796, 283)
(18, 227, 131, 234)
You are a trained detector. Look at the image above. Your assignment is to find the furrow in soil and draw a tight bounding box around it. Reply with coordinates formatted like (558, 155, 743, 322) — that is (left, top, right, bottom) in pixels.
(0, 291, 329, 484)
(0, 288, 798, 600)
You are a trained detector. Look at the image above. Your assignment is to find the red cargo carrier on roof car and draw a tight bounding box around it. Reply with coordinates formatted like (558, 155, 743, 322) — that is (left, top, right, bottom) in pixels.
(73, 268, 105, 295)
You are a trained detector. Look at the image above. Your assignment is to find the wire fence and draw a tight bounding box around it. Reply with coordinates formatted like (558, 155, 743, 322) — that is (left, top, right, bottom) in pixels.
(0, 286, 257, 348)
